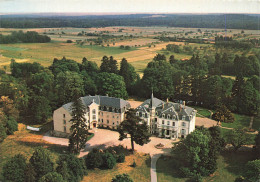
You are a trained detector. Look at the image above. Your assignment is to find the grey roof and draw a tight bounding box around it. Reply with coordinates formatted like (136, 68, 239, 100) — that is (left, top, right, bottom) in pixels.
(62, 95, 130, 113)
(136, 95, 196, 121)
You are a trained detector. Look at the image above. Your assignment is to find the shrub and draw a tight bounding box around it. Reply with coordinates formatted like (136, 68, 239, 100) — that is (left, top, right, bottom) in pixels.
(245, 159, 260, 182)
(6, 116, 18, 135)
(112, 173, 133, 182)
(132, 160, 136, 168)
(39, 172, 64, 182)
(117, 153, 125, 163)
(235, 176, 245, 182)
(0, 122, 7, 142)
(2, 154, 27, 182)
(24, 163, 36, 182)
(102, 152, 116, 169)
(85, 149, 103, 169)
(29, 147, 54, 180)
(66, 40, 73, 43)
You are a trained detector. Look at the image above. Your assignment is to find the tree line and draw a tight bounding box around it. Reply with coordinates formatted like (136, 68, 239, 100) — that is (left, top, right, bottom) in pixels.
(0, 31, 51, 44)
(0, 14, 259, 30)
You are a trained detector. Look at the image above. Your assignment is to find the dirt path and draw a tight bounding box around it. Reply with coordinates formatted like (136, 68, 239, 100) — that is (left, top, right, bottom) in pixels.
(195, 117, 218, 128)
(151, 154, 161, 182)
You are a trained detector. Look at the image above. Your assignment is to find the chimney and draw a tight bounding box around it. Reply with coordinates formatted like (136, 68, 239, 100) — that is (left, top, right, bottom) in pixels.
(166, 98, 169, 103)
(183, 101, 185, 107)
(162, 103, 164, 109)
(179, 104, 182, 111)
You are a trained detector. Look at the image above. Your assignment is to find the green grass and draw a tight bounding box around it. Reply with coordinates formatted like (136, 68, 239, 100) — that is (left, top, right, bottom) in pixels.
(220, 128, 256, 145)
(83, 153, 151, 182)
(221, 114, 251, 129)
(79, 45, 137, 55)
(252, 116, 260, 131)
(157, 151, 256, 182)
(0, 45, 28, 51)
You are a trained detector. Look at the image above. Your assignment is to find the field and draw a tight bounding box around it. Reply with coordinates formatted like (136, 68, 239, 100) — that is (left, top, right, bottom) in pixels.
(1, 26, 259, 73)
(156, 151, 256, 182)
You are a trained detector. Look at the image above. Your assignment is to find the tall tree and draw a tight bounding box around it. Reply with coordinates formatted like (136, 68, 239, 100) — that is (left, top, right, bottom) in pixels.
(68, 94, 88, 154)
(100, 56, 118, 74)
(226, 129, 251, 151)
(119, 58, 139, 93)
(118, 109, 150, 152)
(96, 72, 128, 99)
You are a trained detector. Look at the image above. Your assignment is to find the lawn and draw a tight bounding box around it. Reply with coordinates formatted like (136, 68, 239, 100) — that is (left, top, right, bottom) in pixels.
(221, 114, 252, 129)
(220, 128, 256, 145)
(82, 152, 151, 182)
(156, 151, 256, 182)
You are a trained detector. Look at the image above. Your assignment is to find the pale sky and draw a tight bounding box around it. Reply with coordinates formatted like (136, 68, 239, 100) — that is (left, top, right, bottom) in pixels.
(0, 0, 259, 14)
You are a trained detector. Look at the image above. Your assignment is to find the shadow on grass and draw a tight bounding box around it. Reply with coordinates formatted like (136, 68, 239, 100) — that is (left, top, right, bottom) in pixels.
(220, 151, 255, 176)
(16, 140, 68, 155)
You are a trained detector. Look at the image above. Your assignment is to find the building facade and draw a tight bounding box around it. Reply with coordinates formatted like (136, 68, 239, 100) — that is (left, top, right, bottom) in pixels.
(53, 94, 196, 139)
(136, 94, 196, 139)
(53, 95, 130, 137)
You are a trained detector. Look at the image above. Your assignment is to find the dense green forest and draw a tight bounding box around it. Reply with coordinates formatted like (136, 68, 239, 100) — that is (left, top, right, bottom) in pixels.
(0, 14, 259, 29)
(0, 31, 51, 44)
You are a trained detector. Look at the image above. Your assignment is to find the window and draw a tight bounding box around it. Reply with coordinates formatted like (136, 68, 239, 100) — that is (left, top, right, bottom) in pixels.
(167, 121, 170, 125)
(107, 120, 109, 124)
(92, 115, 96, 120)
(109, 107, 112, 112)
(182, 116, 185, 120)
(156, 112, 158, 116)
(167, 115, 170, 119)
(98, 119, 100, 122)
(101, 112, 103, 116)
(102, 119, 103, 123)
(63, 120, 66, 124)
(181, 129, 186, 135)
(182, 122, 186, 127)
(142, 113, 145, 118)
(155, 118, 157, 122)
(172, 122, 175, 126)
(136, 112, 139, 116)
(63, 114, 65, 118)
(113, 122, 115, 125)
(64, 126, 66, 132)
(139, 112, 142, 117)
(162, 120, 165, 125)
(92, 109, 96, 114)
(117, 116, 119, 119)
(145, 113, 148, 118)
(112, 115, 115, 118)
(162, 114, 165, 118)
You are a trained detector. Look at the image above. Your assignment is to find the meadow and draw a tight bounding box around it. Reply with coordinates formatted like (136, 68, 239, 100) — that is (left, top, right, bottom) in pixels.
(1, 26, 259, 74)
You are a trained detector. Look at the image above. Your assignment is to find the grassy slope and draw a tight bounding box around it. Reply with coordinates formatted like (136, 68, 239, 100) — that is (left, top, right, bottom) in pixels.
(157, 152, 255, 182)
(0, 123, 67, 181)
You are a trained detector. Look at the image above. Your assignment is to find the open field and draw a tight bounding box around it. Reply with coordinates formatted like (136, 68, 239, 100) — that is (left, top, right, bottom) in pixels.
(1, 26, 259, 73)
(156, 151, 256, 182)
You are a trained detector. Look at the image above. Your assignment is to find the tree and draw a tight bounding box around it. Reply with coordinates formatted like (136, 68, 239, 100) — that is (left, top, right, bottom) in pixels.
(2, 154, 27, 182)
(225, 129, 251, 151)
(96, 72, 128, 99)
(0, 96, 19, 120)
(55, 71, 85, 106)
(118, 109, 151, 152)
(56, 154, 86, 182)
(100, 56, 118, 74)
(68, 95, 88, 154)
(24, 163, 36, 182)
(56, 161, 70, 182)
(245, 160, 260, 182)
(5, 116, 18, 134)
(39, 172, 64, 182)
(119, 58, 139, 93)
(102, 152, 117, 169)
(85, 148, 104, 169)
(0, 121, 7, 142)
(172, 129, 217, 177)
(212, 105, 235, 123)
(28, 95, 51, 123)
(29, 147, 54, 180)
(112, 173, 133, 182)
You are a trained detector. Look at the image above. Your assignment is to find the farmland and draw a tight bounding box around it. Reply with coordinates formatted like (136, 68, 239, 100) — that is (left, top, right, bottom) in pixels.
(1, 26, 259, 74)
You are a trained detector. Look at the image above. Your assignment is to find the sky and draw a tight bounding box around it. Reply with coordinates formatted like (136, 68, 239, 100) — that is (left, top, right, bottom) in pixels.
(0, 0, 259, 14)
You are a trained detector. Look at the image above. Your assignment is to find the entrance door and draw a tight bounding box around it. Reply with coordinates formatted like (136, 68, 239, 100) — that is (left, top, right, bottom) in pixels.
(93, 123, 96, 128)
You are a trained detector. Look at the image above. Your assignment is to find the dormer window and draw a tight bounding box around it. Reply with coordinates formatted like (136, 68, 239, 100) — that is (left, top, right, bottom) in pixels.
(136, 112, 139, 116)
(92, 109, 96, 114)
(167, 115, 170, 119)
(182, 122, 186, 127)
(182, 116, 185, 120)
(162, 114, 165, 118)
(142, 113, 145, 118)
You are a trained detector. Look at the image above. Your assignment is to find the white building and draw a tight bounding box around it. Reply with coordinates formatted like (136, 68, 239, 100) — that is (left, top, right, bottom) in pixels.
(136, 93, 196, 139)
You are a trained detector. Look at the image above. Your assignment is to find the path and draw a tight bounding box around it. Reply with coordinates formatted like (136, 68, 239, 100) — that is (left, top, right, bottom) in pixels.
(151, 154, 161, 182)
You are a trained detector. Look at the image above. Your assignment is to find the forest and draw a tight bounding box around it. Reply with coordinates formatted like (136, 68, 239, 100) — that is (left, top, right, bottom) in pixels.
(0, 14, 259, 30)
